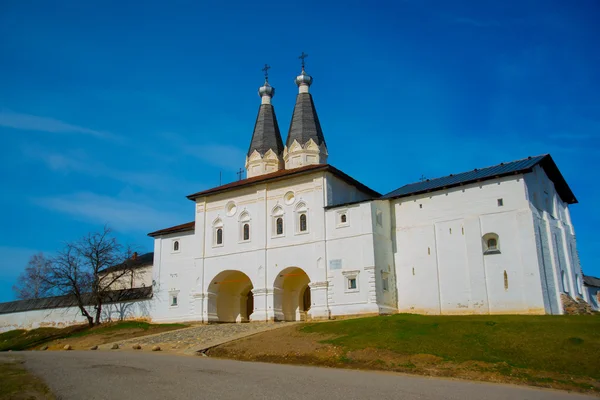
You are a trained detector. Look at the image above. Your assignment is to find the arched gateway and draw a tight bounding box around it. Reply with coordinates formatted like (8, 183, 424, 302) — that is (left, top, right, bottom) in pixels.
(207, 270, 254, 322)
(273, 267, 311, 321)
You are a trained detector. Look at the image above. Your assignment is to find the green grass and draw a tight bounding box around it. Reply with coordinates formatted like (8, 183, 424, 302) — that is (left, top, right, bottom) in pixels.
(0, 321, 187, 351)
(0, 359, 55, 399)
(301, 314, 600, 379)
(0, 327, 83, 352)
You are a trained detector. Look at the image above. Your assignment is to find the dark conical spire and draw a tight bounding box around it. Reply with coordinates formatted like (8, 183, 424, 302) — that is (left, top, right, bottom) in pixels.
(285, 54, 326, 149)
(247, 64, 284, 158)
(247, 102, 284, 157)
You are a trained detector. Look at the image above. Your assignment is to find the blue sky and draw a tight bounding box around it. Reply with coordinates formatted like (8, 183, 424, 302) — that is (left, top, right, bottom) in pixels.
(0, 0, 598, 302)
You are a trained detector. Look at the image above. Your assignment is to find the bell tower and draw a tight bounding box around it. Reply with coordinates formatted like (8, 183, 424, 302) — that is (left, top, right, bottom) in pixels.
(245, 64, 285, 178)
(283, 52, 328, 169)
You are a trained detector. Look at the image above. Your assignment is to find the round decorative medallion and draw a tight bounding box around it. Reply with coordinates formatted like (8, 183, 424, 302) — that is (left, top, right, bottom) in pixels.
(284, 191, 295, 205)
(225, 201, 237, 217)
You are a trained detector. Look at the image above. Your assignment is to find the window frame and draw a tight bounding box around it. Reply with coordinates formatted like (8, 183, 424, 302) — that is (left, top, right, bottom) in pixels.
(342, 270, 360, 293)
(482, 233, 500, 255)
(239, 211, 251, 243)
(272, 206, 285, 238)
(169, 290, 180, 308)
(295, 202, 309, 235)
(171, 239, 181, 253)
(336, 209, 349, 228)
(213, 218, 224, 247)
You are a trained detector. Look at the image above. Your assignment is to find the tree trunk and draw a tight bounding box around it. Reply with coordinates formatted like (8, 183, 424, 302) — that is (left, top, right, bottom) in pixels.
(95, 303, 102, 325)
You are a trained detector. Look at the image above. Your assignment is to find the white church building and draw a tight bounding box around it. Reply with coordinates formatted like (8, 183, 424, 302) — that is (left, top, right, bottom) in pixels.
(147, 62, 588, 324)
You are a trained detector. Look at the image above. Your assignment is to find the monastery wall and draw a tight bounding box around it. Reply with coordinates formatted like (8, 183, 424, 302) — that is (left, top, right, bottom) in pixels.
(0, 299, 153, 333)
(392, 174, 547, 315)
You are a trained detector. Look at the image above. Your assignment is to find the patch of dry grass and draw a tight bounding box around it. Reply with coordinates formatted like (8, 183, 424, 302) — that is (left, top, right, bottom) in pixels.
(0, 358, 55, 399)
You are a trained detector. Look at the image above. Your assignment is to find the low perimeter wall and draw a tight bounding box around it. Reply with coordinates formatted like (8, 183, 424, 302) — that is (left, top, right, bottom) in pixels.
(0, 300, 153, 333)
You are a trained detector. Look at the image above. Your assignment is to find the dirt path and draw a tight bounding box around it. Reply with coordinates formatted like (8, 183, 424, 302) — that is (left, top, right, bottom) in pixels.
(102, 322, 296, 354)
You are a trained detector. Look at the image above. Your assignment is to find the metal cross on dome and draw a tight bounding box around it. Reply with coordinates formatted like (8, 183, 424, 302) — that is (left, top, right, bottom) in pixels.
(262, 64, 271, 81)
(299, 52, 308, 69)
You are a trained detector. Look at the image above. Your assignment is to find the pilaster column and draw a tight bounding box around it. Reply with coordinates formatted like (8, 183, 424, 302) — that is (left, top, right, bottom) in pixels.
(308, 281, 330, 320)
(250, 288, 269, 322)
(191, 291, 205, 323)
(204, 291, 218, 322)
(267, 287, 284, 321)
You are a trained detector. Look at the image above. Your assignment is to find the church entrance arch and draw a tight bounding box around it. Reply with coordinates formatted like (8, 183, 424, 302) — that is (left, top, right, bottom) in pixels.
(273, 267, 311, 321)
(208, 270, 254, 322)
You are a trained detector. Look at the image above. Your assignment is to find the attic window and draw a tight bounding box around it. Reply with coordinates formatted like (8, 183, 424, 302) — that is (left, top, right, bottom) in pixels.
(341, 214, 347, 223)
(172, 240, 180, 253)
(497, 198, 504, 207)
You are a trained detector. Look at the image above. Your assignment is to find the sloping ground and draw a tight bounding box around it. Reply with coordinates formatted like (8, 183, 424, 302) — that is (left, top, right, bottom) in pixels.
(208, 314, 600, 394)
(0, 321, 187, 351)
(104, 322, 296, 354)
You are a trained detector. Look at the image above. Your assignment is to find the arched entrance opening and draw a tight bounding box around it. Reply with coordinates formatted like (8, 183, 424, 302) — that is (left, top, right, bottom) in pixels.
(273, 267, 311, 321)
(208, 270, 254, 322)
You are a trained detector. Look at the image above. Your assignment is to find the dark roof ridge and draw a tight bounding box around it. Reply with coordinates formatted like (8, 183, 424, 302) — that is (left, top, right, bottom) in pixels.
(382, 154, 577, 204)
(186, 164, 380, 201)
(148, 221, 195, 237)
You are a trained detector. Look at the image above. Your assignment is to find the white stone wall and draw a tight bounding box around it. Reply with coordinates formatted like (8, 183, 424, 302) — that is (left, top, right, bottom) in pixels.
(0, 299, 153, 333)
(102, 265, 153, 291)
(151, 170, 387, 323)
(392, 174, 547, 315)
(524, 165, 587, 314)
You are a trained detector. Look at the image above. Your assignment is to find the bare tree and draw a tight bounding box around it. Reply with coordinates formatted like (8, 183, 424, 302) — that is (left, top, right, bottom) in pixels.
(48, 226, 137, 327)
(12, 253, 54, 300)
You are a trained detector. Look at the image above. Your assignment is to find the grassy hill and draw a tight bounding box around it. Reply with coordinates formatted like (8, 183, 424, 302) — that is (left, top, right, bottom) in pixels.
(210, 314, 600, 394)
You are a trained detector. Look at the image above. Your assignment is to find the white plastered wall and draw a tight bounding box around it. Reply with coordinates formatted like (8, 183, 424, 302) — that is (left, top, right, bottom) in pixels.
(393, 174, 547, 315)
(524, 165, 587, 314)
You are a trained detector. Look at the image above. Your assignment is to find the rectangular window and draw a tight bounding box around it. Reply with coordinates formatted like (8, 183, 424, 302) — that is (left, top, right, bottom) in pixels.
(347, 278, 357, 290)
(497, 198, 504, 207)
(342, 270, 360, 293)
(336, 210, 349, 228)
(170, 294, 178, 307)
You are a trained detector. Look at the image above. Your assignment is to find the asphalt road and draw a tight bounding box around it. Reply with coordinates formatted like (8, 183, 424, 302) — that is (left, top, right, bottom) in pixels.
(1, 352, 595, 400)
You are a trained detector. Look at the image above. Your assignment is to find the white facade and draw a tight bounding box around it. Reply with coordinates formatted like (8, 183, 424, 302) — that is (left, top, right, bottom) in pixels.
(148, 160, 587, 323)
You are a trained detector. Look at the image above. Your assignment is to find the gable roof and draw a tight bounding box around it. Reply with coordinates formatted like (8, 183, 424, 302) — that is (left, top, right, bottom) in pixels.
(100, 252, 154, 274)
(186, 164, 380, 201)
(381, 154, 577, 204)
(148, 221, 195, 237)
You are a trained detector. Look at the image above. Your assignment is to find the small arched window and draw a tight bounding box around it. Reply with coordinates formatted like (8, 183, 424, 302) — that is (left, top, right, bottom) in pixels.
(300, 213, 307, 232)
(576, 274, 582, 295)
(216, 228, 223, 245)
(341, 214, 347, 223)
(173, 240, 179, 252)
(239, 211, 251, 242)
(296, 202, 308, 233)
(276, 217, 284, 235)
(482, 233, 500, 255)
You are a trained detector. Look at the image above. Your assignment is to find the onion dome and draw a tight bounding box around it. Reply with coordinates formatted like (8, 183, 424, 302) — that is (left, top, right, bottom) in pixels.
(295, 67, 313, 87)
(259, 81, 275, 98)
